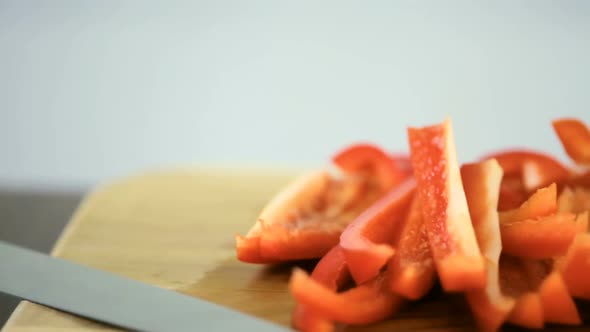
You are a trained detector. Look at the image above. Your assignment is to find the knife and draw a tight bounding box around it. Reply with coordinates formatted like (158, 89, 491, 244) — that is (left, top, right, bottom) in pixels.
(0, 241, 288, 332)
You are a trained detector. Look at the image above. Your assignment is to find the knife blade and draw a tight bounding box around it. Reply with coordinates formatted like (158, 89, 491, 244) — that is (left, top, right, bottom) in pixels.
(0, 240, 288, 332)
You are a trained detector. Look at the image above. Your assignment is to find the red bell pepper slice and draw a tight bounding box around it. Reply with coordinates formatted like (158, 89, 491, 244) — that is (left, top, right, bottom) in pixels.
(498, 183, 557, 224)
(538, 272, 581, 325)
(508, 293, 544, 329)
(500, 213, 578, 259)
(289, 268, 403, 325)
(575, 211, 589, 233)
(568, 170, 590, 188)
(387, 195, 435, 300)
(556, 186, 590, 214)
(521, 160, 565, 192)
(553, 212, 587, 269)
(499, 255, 545, 329)
(236, 155, 401, 263)
(553, 118, 590, 165)
(408, 118, 486, 292)
(390, 153, 413, 174)
(292, 245, 349, 332)
(482, 149, 570, 187)
(497, 174, 528, 211)
(461, 159, 503, 262)
(461, 159, 515, 332)
(502, 255, 581, 328)
(571, 187, 590, 214)
(332, 143, 412, 189)
(482, 149, 568, 176)
(557, 187, 574, 213)
(339, 178, 416, 284)
(558, 232, 590, 300)
(236, 170, 337, 262)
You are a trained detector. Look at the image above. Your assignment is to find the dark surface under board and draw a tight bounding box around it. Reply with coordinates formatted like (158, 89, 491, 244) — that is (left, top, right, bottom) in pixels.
(0, 189, 82, 327)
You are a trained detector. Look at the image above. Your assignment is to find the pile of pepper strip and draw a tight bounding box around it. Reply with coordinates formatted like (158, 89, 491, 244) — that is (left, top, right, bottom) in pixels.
(236, 117, 590, 331)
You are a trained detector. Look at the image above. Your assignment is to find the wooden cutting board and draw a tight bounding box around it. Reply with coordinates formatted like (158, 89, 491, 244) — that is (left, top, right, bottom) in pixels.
(3, 169, 589, 332)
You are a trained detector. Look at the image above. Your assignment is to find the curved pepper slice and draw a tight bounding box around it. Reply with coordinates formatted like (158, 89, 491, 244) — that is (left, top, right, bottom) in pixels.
(387, 195, 435, 300)
(482, 149, 568, 176)
(461, 159, 515, 332)
(558, 231, 590, 300)
(500, 213, 578, 259)
(236, 170, 331, 263)
(498, 183, 556, 224)
(521, 160, 563, 192)
(236, 170, 337, 262)
(538, 272, 581, 325)
(237, 150, 403, 263)
(408, 118, 485, 292)
(289, 268, 403, 325)
(332, 143, 412, 189)
(482, 149, 570, 188)
(339, 178, 416, 284)
(552, 118, 590, 165)
(292, 245, 349, 332)
(237, 143, 413, 263)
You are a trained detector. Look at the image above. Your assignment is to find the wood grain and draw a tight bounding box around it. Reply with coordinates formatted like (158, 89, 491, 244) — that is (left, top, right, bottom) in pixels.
(3, 169, 589, 331)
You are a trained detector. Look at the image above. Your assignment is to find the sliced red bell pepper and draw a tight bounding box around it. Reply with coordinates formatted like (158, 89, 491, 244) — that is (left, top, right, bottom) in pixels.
(568, 170, 590, 188)
(520, 258, 552, 290)
(503, 256, 581, 328)
(521, 160, 563, 192)
(551, 185, 588, 215)
(498, 174, 528, 211)
(482, 149, 568, 176)
(461, 159, 503, 262)
(557, 232, 590, 300)
(575, 211, 589, 233)
(387, 195, 435, 300)
(498, 183, 557, 224)
(332, 143, 412, 190)
(538, 272, 581, 325)
(571, 186, 590, 214)
(508, 293, 544, 329)
(237, 170, 333, 263)
(408, 118, 485, 292)
(482, 149, 570, 187)
(236, 154, 401, 263)
(557, 186, 574, 213)
(499, 255, 545, 329)
(461, 159, 515, 332)
(292, 245, 349, 332)
(500, 213, 578, 259)
(291, 308, 333, 332)
(236, 236, 266, 264)
(557, 189, 590, 231)
(390, 153, 413, 174)
(552, 118, 590, 165)
(339, 178, 416, 284)
(289, 268, 403, 325)
(553, 212, 587, 270)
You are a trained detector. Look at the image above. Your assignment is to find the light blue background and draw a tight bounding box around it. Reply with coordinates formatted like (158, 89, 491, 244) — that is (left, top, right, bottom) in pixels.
(1, 1, 589, 189)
